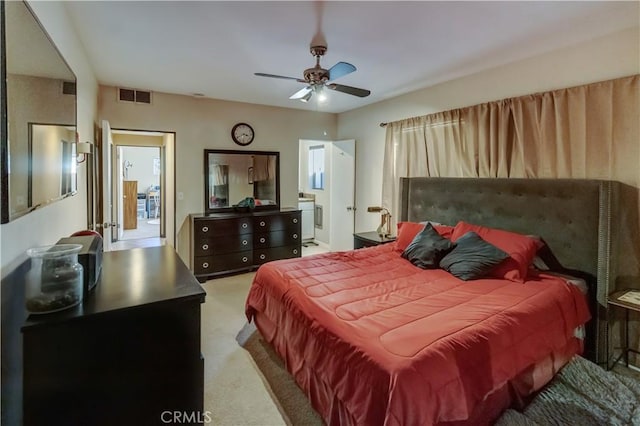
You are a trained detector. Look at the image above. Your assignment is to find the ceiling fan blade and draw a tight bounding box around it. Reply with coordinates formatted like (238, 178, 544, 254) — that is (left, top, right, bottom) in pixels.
(254, 72, 304, 82)
(327, 62, 356, 81)
(289, 86, 313, 100)
(326, 83, 370, 98)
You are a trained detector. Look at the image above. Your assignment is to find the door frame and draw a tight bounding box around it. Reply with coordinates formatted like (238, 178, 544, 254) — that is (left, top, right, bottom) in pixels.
(298, 138, 356, 251)
(94, 126, 177, 249)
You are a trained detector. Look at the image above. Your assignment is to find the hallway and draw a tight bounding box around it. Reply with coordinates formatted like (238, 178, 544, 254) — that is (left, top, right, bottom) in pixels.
(111, 220, 164, 251)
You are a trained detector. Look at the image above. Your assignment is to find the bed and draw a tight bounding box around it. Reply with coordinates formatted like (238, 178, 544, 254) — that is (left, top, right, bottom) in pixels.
(245, 178, 620, 425)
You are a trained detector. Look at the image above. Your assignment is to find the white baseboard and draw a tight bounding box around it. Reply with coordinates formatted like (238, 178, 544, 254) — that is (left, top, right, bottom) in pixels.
(313, 240, 329, 249)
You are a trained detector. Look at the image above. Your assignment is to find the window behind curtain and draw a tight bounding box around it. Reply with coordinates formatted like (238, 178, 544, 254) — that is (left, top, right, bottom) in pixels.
(309, 145, 324, 190)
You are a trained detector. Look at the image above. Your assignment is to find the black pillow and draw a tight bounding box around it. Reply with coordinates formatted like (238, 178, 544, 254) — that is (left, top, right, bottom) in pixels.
(401, 223, 455, 269)
(439, 231, 509, 280)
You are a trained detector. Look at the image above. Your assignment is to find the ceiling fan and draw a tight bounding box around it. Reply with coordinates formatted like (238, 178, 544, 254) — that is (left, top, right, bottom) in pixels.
(254, 44, 371, 102)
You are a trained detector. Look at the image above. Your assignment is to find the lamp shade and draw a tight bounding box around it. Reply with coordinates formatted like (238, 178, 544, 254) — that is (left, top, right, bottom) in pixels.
(77, 141, 92, 154)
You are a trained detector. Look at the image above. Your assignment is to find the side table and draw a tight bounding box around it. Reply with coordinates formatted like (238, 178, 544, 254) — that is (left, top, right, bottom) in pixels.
(353, 231, 396, 249)
(607, 289, 640, 370)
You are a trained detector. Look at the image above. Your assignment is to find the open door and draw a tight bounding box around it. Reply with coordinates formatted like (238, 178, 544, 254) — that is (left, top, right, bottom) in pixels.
(329, 139, 356, 251)
(101, 120, 114, 251)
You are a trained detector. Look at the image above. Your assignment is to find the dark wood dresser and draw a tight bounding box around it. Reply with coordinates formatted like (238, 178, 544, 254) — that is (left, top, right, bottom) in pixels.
(190, 208, 301, 282)
(20, 246, 206, 426)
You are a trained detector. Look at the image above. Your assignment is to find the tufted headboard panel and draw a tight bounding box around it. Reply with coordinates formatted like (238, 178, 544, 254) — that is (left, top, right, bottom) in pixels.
(399, 178, 620, 363)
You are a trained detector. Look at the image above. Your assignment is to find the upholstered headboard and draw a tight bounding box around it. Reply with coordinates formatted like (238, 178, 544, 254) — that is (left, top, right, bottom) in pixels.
(399, 178, 620, 363)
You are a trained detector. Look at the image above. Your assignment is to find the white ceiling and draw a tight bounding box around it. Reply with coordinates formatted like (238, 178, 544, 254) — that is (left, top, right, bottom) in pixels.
(64, 1, 639, 114)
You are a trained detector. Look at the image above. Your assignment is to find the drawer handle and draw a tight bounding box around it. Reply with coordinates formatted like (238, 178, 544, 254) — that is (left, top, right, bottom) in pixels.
(260, 221, 266, 227)
(202, 226, 209, 232)
(202, 244, 209, 250)
(242, 256, 248, 263)
(293, 249, 298, 255)
(242, 223, 248, 229)
(242, 240, 248, 246)
(293, 234, 298, 239)
(202, 262, 209, 269)
(260, 254, 266, 260)
(293, 218, 298, 224)
(260, 237, 266, 243)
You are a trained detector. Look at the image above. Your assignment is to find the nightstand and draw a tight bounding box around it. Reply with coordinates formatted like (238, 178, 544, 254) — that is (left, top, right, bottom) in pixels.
(353, 231, 396, 249)
(607, 289, 640, 370)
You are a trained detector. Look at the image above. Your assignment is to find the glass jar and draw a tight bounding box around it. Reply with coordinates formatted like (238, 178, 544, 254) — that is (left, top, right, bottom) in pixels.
(25, 244, 83, 314)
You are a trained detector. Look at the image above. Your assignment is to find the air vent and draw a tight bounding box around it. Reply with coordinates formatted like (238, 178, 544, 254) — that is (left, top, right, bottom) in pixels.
(62, 81, 76, 95)
(118, 88, 152, 104)
(135, 90, 151, 104)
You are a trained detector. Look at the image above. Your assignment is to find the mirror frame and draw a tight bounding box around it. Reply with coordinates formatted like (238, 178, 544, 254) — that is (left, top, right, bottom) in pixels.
(0, 1, 78, 224)
(1, 1, 8, 223)
(204, 149, 280, 214)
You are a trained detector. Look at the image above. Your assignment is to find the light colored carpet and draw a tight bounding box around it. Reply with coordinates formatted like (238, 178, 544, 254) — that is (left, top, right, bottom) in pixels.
(237, 323, 323, 426)
(201, 272, 285, 426)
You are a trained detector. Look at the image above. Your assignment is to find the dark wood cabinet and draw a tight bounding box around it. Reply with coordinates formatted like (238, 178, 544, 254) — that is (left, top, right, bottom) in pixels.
(190, 209, 301, 281)
(21, 246, 206, 426)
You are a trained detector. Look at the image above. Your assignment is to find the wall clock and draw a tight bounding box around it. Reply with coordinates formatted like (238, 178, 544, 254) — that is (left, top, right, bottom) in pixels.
(231, 123, 255, 146)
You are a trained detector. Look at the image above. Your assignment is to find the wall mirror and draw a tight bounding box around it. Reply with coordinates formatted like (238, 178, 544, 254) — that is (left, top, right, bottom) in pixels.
(1, 0, 78, 223)
(204, 149, 280, 214)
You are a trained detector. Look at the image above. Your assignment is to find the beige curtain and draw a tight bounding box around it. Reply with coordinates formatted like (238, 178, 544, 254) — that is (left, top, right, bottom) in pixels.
(382, 75, 639, 219)
(382, 111, 464, 219)
(211, 164, 227, 185)
(252, 155, 270, 181)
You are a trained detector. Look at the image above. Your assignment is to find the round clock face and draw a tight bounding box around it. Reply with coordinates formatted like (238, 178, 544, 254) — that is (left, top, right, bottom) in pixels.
(231, 123, 255, 146)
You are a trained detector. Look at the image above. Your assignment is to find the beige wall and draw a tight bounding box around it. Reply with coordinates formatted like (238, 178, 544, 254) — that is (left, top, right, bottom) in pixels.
(98, 87, 337, 261)
(119, 146, 161, 192)
(338, 27, 640, 235)
(1, 1, 98, 276)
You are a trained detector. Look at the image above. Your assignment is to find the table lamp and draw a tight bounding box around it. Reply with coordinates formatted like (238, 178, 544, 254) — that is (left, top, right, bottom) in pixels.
(367, 206, 392, 238)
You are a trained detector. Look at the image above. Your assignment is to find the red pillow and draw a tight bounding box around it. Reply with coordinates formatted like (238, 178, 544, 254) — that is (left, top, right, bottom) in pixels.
(450, 221, 538, 282)
(395, 221, 454, 252)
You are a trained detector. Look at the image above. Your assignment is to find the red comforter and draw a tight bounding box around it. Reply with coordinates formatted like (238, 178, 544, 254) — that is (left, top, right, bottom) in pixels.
(245, 244, 590, 425)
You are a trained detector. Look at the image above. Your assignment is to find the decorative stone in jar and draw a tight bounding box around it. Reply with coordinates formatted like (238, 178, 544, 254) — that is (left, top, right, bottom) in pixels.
(25, 244, 83, 314)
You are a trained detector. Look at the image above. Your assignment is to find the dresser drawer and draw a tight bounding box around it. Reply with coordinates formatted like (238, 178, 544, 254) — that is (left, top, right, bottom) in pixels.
(194, 251, 253, 275)
(213, 234, 253, 254)
(194, 233, 253, 256)
(254, 245, 301, 265)
(194, 217, 252, 237)
(193, 239, 213, 256)
(254, 213, 300, 233)
(254, 230, 300, 249)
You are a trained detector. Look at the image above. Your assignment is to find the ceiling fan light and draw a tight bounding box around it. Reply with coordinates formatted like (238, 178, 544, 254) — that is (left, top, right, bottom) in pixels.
(314, 85, 327, 103)
(300, 91, 313, 102)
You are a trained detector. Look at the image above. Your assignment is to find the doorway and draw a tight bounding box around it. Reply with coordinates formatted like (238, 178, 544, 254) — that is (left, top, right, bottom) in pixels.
(118, 145, 161, 243)
(95, 123, 176, 251)
(298, 139, 356, 252)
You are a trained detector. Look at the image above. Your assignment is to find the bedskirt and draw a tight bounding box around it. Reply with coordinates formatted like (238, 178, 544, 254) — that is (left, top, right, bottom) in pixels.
(253, 306, 583, 426)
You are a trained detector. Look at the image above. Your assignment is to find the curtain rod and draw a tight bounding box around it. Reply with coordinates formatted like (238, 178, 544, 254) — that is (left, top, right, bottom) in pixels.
(379, 122, 388, 127)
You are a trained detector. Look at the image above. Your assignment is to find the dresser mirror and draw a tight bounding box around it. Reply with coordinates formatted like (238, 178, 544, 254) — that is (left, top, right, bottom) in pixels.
(1, 1, 78, 223)
(204, 149, 280, 213)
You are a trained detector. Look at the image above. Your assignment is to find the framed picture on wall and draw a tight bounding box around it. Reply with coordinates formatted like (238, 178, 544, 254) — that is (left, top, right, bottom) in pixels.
(248, 166, 254, 184)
